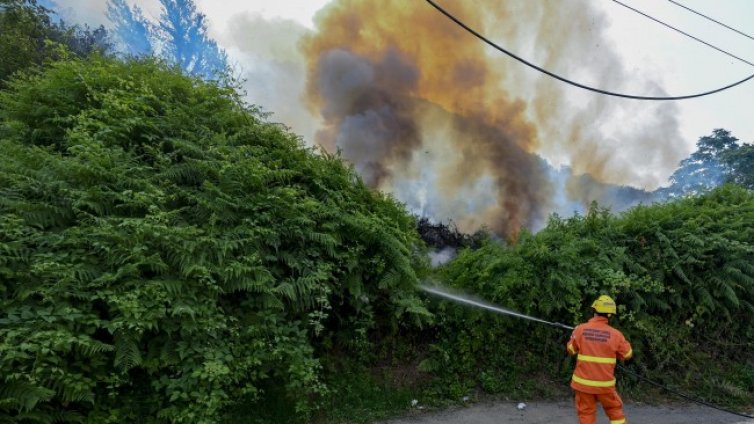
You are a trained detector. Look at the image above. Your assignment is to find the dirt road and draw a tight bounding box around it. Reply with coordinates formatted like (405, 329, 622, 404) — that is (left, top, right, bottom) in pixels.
(380, 400, 754, 424)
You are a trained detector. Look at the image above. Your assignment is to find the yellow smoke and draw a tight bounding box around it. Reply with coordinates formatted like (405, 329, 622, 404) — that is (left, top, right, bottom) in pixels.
(303, 0, 684, 237)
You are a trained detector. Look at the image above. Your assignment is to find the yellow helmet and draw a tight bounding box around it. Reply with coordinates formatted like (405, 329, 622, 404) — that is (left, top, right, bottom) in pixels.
(591, 295, 617, 315)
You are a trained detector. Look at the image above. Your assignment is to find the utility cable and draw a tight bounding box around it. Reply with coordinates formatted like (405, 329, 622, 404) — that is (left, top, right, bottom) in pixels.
(667, 0, 754, 42)
(424, 0, 754, 101)
(419, 284, 754, 419)
(611, 0, 754, 67)
(615, 364, 754, 419)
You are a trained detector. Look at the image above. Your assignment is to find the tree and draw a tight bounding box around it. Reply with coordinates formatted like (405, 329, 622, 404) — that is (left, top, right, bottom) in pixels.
(662, 129, 740, 198)
(105, 0, 229, 80)
(156, 0, 227, 80)
(0, 0, 55, 83)
(55, 24, 110, 57)
(721, 143, 754, 190)
(0, 0, 109, 85)
(106, 0, 152, 56)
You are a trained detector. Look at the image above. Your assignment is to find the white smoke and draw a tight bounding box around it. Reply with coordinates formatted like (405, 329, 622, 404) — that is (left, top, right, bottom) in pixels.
(429, 247, 457, 268)
(44, 0, 109, 26)
(220, 12, 320, 142)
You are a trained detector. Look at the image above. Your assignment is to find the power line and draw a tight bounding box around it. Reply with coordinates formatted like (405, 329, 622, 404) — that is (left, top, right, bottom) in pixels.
(424, 0, 754, 101)
(611, 0, 754, 67)
(667, 0, 754, 42)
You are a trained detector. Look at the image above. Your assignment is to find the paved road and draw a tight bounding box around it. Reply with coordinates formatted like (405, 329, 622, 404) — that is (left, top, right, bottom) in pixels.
(380, 400, 754, 424)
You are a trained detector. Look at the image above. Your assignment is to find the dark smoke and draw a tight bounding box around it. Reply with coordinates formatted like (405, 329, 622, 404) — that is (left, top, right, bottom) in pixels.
(313, 48, 421, 186)
(303, 0, 685, 238)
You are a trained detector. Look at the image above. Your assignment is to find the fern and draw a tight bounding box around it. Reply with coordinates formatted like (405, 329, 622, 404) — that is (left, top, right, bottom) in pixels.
(222, 277, 271, 295)
(672, 264, 693, 285)
(0, 382, 55, 412)
(74, 338, 114, 357)
(47, 375, 94, 404)
(152, 279, 185, 296)
(706, 377, 749, 399)
(0, 55, 441, 421)
(114, 332, 142, 371)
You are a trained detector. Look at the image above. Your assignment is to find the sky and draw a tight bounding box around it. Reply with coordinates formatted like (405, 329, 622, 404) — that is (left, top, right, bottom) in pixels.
(55, 0, 754, 139)
(592, 0, 754, 151)
(49, 0, 754, 231)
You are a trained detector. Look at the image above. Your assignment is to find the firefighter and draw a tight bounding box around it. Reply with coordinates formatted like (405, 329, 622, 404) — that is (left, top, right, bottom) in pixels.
(567, 295, 633, 424)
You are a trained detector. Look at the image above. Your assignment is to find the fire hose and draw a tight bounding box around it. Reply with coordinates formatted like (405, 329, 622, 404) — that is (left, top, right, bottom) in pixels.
(420, 284, 754, 419)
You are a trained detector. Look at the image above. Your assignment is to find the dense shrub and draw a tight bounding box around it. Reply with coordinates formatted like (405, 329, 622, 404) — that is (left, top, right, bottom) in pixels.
(428, 187, 754, 405)
(0, 56, 430, 423)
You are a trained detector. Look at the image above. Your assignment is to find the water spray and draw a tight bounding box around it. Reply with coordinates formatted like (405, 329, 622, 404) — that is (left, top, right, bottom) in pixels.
(419, 284, 573, 330)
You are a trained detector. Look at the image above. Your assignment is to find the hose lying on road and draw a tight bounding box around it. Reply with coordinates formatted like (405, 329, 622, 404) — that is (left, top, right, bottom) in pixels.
(419, 284, 754, 419)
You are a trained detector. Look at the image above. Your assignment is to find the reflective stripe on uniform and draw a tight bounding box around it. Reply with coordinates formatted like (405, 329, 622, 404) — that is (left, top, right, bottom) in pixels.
(572, 374, 616, 388)
(624, 348, 633, 359)
(610, 419, 626, 424)
(577, 354, 616, 364)
(567, 343, 576, 355)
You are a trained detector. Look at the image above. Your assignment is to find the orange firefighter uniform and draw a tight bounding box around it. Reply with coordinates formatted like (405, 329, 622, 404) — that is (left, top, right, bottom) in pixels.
(567, 297, 632, 424)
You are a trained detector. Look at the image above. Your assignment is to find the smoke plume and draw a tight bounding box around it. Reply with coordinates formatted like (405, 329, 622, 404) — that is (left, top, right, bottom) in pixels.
(300, 0, 686, 237)
(220, 13, 320, 140)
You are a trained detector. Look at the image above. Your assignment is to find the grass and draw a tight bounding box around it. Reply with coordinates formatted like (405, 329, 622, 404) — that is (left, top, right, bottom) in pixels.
(226, 354, 754, 423)
(314, 368, 422, 424)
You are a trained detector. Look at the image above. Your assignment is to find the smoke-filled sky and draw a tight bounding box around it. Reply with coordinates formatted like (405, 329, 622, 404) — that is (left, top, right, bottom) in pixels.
(53, 0, 754, 236)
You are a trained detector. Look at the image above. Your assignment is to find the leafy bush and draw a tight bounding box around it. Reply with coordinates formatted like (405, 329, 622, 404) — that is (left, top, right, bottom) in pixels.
(0, 56, 430, 423)
(429, 187, 754, 405)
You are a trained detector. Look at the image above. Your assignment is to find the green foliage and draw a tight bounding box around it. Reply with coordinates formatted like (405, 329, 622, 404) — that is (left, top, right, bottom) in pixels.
(0, 0, 53, 83)
(663, 129, 754, 197)
(311, 365, 420, 424)
(722, 143, 754, 190)
(429, 187, 754, 405)
(0, 56, 429, 422)
(0, 0, 110, 86)
(2, 48, 752, 424)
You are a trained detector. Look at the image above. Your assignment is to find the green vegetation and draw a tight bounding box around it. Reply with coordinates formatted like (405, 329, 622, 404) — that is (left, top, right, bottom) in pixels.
(0, 56, 429, 423)
(428, 185, 754, 407)
(663, 128, 754, 197)
(1, 3, 753, 422)
(0, 0, 109, 86)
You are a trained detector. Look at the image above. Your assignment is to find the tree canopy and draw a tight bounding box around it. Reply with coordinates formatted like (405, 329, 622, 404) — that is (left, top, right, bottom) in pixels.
(106, 0, 152, 57)
(662, 129, 754, 197)
(105, 0, 228, 80)
(0, 0, 109, 86)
